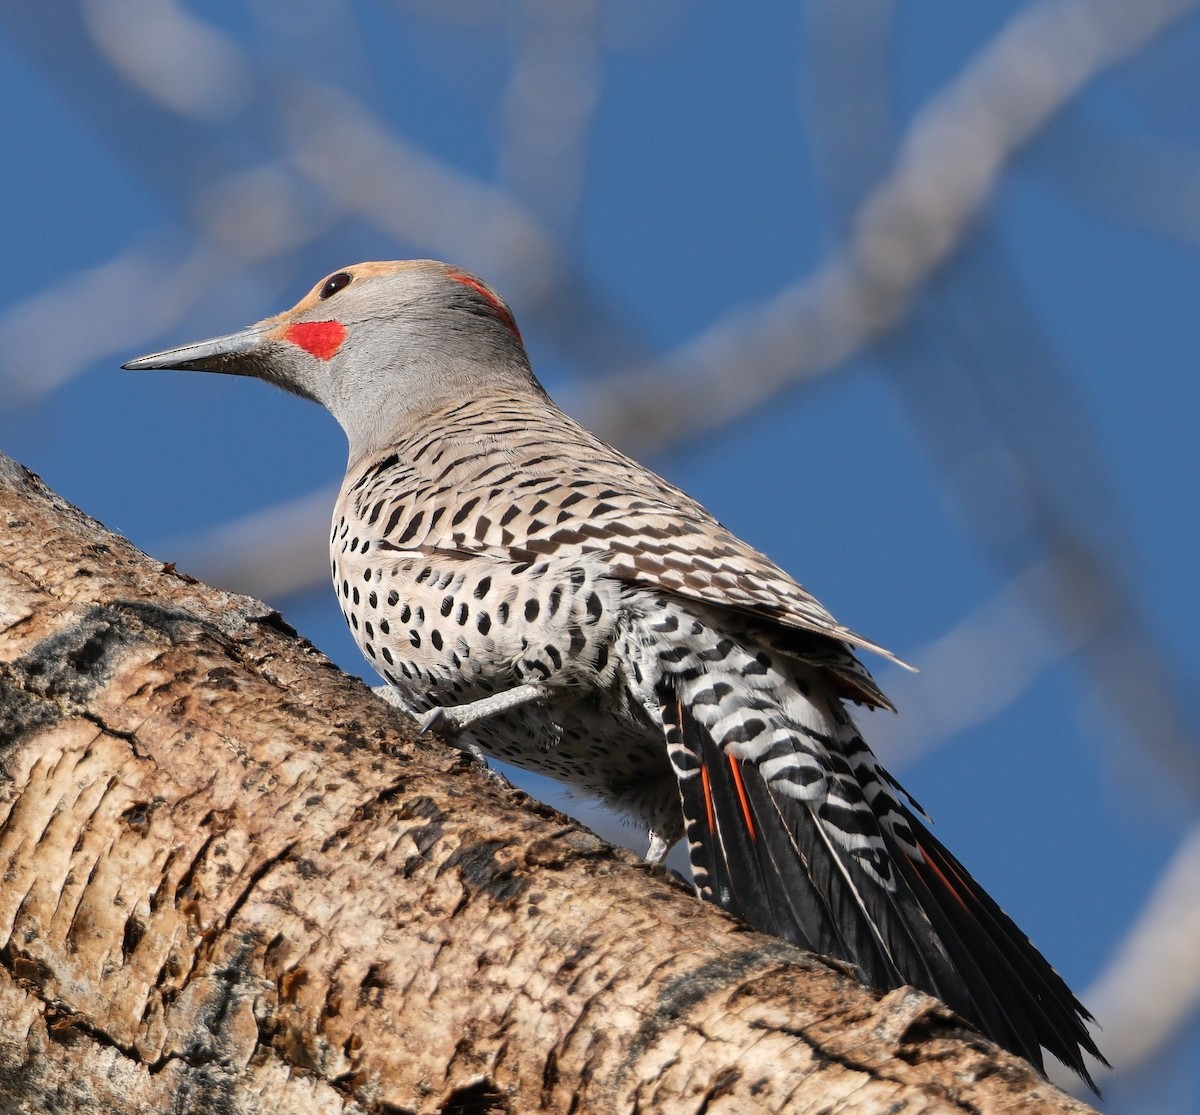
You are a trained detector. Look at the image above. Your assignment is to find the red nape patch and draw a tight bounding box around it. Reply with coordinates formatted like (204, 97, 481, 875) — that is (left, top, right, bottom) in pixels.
(284, 321, 347, 360)
(448, 272, 523, 342)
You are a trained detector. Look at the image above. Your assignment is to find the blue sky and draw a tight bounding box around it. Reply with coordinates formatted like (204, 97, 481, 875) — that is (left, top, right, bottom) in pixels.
(2, 4, 1198, 1106)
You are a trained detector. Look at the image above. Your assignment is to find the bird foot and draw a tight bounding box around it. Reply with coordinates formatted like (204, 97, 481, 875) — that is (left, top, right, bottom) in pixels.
(415, 683, 550, 738)
(646, 832, 672, 865)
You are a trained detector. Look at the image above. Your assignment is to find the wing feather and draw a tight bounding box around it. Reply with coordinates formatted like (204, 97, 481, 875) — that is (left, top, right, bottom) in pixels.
(345, 400, 912, 670)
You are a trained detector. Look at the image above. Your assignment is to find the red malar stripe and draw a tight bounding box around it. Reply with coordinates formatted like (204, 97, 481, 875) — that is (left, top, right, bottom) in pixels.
(285, 321, 347, 360)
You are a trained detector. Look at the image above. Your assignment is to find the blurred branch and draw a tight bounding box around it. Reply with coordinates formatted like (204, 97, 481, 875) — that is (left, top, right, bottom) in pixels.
(1031, 105, 1200, 247)
(1049, 821, 1200, 1093)
(278, 83, 557, 300)
(0, 4, 653, 408)
(498, 0, 602, 236)
(869, 558, 1100, 768)
(0, 243, 214, 404)
(805, 3, 1200, 1083)
(0, 155, 330, 403)
(152, 485, 338, 603)
(81, 0, 250, 120)
(573, 0, 1200, 454)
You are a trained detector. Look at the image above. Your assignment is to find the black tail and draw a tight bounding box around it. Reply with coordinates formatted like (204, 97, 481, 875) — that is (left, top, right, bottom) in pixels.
(657, 678, 1105, 1091)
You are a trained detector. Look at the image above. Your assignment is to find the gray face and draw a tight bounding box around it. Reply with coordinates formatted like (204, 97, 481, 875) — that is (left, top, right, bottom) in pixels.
(123, 259, 542, 464)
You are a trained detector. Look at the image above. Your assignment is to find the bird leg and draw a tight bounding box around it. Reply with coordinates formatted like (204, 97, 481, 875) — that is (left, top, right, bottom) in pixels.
(417, 683, 550, 736)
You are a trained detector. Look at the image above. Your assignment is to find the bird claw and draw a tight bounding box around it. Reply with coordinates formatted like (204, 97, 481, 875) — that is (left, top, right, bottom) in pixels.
(417, 707, 488, 766)
(418, 706, 453, 736)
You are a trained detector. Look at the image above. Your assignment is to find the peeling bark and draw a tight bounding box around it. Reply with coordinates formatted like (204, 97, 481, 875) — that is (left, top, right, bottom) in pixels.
(0, 452, 1096, 1114)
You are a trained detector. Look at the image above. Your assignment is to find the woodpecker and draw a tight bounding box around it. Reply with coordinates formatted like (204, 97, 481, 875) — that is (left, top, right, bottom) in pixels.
(125, 260, 1104, 1087)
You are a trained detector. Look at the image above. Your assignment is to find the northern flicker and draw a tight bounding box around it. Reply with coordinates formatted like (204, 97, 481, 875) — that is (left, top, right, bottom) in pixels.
(125, 260, 1104, 1087)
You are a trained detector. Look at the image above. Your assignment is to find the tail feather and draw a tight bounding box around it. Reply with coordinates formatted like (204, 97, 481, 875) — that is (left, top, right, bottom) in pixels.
(668, 691, 779, 934)
(897, 816, 1107, 1088)
(653, 659, 1103, 1091)
(661, 681, 990, 1009)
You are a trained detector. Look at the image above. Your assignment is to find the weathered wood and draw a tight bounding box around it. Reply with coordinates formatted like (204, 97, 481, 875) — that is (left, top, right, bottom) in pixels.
(0, 452, 1095, 1114)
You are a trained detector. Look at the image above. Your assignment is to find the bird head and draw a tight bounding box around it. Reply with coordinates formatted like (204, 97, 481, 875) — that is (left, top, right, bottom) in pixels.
(123, 260, 540, 463)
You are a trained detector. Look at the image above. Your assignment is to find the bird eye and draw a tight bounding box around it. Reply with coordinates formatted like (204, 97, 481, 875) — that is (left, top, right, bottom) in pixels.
(319, 272, 352, 300)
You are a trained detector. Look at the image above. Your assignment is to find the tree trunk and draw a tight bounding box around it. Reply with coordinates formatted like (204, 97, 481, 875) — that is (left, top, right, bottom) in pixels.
(0, 452, 1095, 1114)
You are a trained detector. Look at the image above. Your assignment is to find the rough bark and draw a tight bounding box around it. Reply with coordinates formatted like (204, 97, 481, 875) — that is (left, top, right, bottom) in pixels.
(0, 452, 1095, 1115)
